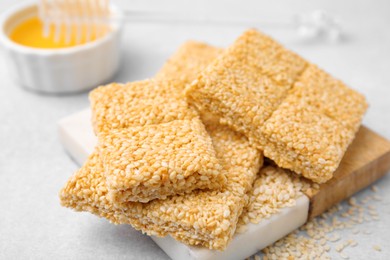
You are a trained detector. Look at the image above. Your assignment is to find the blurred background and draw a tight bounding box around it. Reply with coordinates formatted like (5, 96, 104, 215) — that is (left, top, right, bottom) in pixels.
(0, 0, 389, 259)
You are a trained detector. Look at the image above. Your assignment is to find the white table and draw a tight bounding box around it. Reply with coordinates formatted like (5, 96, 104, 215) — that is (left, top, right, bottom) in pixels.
(0, 0, 389, 259)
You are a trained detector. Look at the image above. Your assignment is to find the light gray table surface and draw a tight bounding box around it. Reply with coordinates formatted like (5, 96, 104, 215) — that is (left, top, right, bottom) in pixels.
(0, 0, 389, 259)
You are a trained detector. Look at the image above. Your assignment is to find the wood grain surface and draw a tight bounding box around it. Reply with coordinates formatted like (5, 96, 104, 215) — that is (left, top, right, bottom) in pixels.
(307, 126, 390, 218)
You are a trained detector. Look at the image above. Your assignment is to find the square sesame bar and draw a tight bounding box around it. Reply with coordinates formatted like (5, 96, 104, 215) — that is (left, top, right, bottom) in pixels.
(261, 101, 354, 183)
(98, 118, 226, 203)
(90, 79, 198, 134)
(260, 65, 367, 183)
(60, 123, 263, 250)
(186, 29, 307, 143)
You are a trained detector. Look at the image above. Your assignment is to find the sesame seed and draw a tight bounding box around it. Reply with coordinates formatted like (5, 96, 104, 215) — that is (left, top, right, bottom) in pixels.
(335, 243, 344, 252)
(371, 185, 379, 192)
(348, 197, 357, 206)
(349, 240, 358, 247)
(327, 233, 341, 242)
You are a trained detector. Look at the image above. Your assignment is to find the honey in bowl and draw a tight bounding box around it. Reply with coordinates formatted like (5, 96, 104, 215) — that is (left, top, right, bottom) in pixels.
(9, 17, 107, 49)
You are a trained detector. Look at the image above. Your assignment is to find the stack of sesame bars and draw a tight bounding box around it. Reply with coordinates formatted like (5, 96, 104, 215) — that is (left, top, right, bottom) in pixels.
(60, 29, 368, 251)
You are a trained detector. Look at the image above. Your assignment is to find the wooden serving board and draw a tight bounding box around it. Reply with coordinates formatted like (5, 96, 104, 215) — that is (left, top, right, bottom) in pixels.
(308, 126, 390, 218)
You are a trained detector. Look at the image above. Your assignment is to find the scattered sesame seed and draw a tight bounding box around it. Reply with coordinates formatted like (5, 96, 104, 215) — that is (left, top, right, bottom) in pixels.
(261, 189, 380, 260)
(369, 210, 378, 216)
(349, 240, 358, 247)
(371, 185, 379, 192)
(327, 233, 341, 242)
(335, 243, 344, 252)
(373, 245, 382, 251)
(348, 197, 358, 206)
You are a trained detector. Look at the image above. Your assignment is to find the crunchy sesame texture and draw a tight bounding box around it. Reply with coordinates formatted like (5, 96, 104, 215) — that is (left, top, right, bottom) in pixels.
(98, 118, 225, 203)
(186, 29, 306, 142)
(156, 41, 223, 86)
(155, 40, 225, 126)
(61, 41, 263, 250)
(287, 64, 368, 133)
(129, 124, 263, 250)
(261, 65, 367, 183)
(261, 101, 355, 183)
(186, 29, 367, 183)
(90, 41, 221, 135)
(60, 152, 116, 221)
(60, 123, 263, 250)
(90, 79, 198, 134)
(236, 166, 317, 233)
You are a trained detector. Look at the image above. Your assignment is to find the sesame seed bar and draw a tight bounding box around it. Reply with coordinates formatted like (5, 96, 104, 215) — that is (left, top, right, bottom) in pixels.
(98, 118, 226, 203)
(186, 29, 307, 145)
(60, 123, 263, 250)
(155, 41, 223, 86)
(261, 65, 367, 183)
(89, 42, 224, 202)
(186, 29, 367, 183)
(261, 101, 354, 183)
(60, 40, 263, 249)
(90, 79, 198, 134)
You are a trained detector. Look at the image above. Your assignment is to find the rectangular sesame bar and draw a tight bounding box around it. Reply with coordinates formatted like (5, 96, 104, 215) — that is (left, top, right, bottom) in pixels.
(98, 118, 225, 203)
(260, 65, 368, 183)
(90, 79, 198, 134)
(186, 29, 307, 145)
(89, 42, 224, 202)
(60, 123, 263, 250)
(186, 29, 367, 183)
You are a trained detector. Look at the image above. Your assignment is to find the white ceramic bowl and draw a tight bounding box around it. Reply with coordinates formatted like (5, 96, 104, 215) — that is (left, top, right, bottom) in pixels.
(0, 1, 123, 94)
